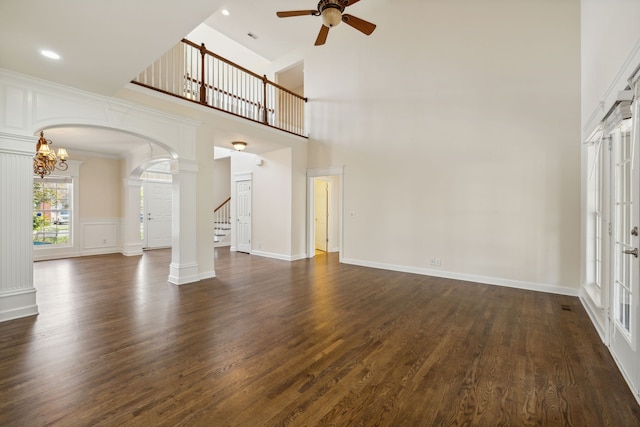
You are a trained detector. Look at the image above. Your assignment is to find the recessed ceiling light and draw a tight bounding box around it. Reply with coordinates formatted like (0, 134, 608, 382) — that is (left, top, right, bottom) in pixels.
(221, 9, 230, 16)
(40, 50, 60, 60)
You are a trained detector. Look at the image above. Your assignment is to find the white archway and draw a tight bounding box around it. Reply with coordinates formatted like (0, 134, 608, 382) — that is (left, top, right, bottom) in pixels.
(0, 70, 206, 321)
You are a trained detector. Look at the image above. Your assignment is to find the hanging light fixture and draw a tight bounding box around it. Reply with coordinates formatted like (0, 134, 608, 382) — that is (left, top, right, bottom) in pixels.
(232, 141, 247, 151)
(33, 131, 69, 178)
(320, 1, 343, 27)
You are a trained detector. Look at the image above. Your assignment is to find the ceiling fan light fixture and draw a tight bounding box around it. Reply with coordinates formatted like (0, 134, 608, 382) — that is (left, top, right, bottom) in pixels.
(321, 7, 342, 27)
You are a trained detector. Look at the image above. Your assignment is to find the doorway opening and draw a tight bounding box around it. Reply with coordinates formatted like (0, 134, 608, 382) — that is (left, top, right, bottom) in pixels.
(140, 162, 172, 250)
(308, 168, 342, 258)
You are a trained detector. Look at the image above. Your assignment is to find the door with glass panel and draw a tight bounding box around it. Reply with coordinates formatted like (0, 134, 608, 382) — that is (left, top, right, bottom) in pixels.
(610, 115, 639, 396)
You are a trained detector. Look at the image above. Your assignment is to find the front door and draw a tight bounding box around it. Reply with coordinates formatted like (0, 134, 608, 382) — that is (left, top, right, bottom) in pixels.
(236, 180, 252, 253)
(610, 115, 640, 396)
(145, 181, 172, 248)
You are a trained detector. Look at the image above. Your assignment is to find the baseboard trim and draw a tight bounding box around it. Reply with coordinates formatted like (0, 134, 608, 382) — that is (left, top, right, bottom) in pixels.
(0, 288, 38, 322)
(579, 289, 608, 344)
(341, 257, 579, 297)
(252, 250, 306, 262)
(199, 271, 216, 280)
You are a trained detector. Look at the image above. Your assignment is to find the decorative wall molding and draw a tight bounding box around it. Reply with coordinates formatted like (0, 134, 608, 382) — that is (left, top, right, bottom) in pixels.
(81, 218, 121, 255)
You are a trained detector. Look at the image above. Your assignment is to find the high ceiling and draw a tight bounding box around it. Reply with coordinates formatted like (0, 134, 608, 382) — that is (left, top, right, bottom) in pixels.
(0, 0, 386, 156)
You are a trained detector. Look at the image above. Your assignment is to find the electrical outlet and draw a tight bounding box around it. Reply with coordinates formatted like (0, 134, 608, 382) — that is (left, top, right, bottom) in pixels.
(430, 258, 441, 267)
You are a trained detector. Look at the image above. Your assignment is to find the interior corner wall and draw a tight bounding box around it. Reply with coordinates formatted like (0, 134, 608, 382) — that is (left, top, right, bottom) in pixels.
(291, 143, 308, 259)
(231, 148, 293, 259)
(305, 0, 581, 293)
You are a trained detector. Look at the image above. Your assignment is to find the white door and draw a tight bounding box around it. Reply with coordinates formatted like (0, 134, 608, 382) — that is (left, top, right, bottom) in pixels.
(145, 181, 172, 248)
(315, 180, 329, 252)
(609, 116, 639, 396)
(236, 180, 252, 253)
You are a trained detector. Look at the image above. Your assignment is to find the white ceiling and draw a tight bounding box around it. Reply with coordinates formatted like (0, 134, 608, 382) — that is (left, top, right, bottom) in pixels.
(0, 0, 385, 156)
(204, 0, 385, 61)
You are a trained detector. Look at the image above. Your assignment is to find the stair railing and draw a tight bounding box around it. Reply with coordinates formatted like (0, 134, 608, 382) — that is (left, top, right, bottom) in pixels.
(214, 197, 231, 243)
(132, 39, 307, 138)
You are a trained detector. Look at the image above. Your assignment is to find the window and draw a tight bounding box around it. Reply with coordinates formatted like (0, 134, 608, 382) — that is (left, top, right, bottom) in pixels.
(585, 128, 605, 306)
(33, 177, 73, 246)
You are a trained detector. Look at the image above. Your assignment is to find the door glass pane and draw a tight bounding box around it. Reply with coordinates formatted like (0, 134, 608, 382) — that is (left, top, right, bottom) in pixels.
(614, 127, 633, 335)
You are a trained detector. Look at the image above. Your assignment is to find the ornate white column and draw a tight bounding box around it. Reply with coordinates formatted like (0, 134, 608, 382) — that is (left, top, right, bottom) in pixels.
(169, 159, 199, 285)
(0, 134, 38, 321)
(121, 178, 144, 256)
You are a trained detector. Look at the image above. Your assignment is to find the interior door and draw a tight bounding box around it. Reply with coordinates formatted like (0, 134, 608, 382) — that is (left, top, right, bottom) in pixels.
(315, 180, 329, 252)
(236, 180, 252, 253)
(610, 116, 639, 396)
(145, 181, 172, 248)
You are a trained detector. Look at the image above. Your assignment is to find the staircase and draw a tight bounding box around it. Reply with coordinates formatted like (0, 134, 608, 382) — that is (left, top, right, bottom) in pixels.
(214, 197, 231, 247)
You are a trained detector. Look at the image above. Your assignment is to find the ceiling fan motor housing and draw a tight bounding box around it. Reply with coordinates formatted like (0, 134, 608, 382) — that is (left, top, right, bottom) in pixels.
(318, 0, 345, 27)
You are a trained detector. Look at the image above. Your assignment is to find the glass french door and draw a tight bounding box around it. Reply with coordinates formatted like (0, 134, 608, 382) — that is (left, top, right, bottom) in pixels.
(610, 112, 639, 397)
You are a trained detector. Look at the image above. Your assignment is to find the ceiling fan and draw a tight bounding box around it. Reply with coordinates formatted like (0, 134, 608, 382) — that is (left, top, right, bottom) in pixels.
(276, 0, 377, 46)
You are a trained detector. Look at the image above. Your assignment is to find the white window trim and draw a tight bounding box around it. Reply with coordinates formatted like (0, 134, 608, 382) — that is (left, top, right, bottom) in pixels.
(33, 160, 83, 261)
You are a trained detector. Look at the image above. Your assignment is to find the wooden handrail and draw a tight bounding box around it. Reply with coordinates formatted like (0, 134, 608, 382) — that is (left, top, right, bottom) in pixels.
(132, 38, 308, 137)
(214, 197, 231, 213)
(182, 38, 307, 102)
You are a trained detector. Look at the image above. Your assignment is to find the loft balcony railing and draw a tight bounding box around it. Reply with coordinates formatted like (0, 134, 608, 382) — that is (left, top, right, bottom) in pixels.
(132, 39, 307, 138)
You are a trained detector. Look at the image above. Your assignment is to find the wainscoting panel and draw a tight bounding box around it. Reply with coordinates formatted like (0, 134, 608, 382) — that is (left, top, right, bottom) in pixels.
(81, 218, 121, 256)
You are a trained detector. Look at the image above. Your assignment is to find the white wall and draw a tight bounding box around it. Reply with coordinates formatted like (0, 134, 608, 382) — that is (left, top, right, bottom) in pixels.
(187, 24, 271, 76)
(581, 0, 640, 138)
(305, 0, 581, 293)
(230, 146, 307, 261)
(213, 156, 231, 208)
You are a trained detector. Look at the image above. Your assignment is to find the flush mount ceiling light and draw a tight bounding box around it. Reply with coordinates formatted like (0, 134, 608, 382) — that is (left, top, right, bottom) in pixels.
(40, 49, 61, 60)
(221, 8, 230, 16)
(33, 131, 69, 178)
(232, 141, 247, 151)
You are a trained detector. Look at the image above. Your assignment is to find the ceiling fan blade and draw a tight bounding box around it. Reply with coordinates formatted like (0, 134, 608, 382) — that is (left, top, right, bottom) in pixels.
(343, 0, 361, 6)
(342, 14, 376, 35)
(315, 25, 330, 46)
(276, 10, 318, 18)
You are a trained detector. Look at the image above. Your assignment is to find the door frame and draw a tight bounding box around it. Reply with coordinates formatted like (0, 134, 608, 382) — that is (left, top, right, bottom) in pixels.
(314, 178, 331, 252)
(233, 172, 252, 254)
(307, 167, 343, 259)
(142, 179, 173, 249)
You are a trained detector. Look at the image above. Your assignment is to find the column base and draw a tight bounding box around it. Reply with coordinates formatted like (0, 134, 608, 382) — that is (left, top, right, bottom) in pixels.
(168, 262, 200, 285)
(0, 288, 38, 322)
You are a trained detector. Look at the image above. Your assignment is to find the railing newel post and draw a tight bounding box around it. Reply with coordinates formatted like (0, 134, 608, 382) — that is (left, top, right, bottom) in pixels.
(199, 43, 207, 104)
(262, 74, 268, 125)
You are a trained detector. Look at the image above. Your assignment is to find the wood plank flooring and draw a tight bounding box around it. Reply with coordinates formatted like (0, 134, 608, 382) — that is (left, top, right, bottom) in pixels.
(0, 248, 639, 426)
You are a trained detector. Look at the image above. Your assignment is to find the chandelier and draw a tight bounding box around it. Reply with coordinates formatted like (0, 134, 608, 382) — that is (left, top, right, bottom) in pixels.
(33, 131, 69, 178)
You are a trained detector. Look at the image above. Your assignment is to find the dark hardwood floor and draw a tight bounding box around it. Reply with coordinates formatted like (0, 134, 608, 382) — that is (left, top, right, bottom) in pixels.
(0, 248, 639, 426)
